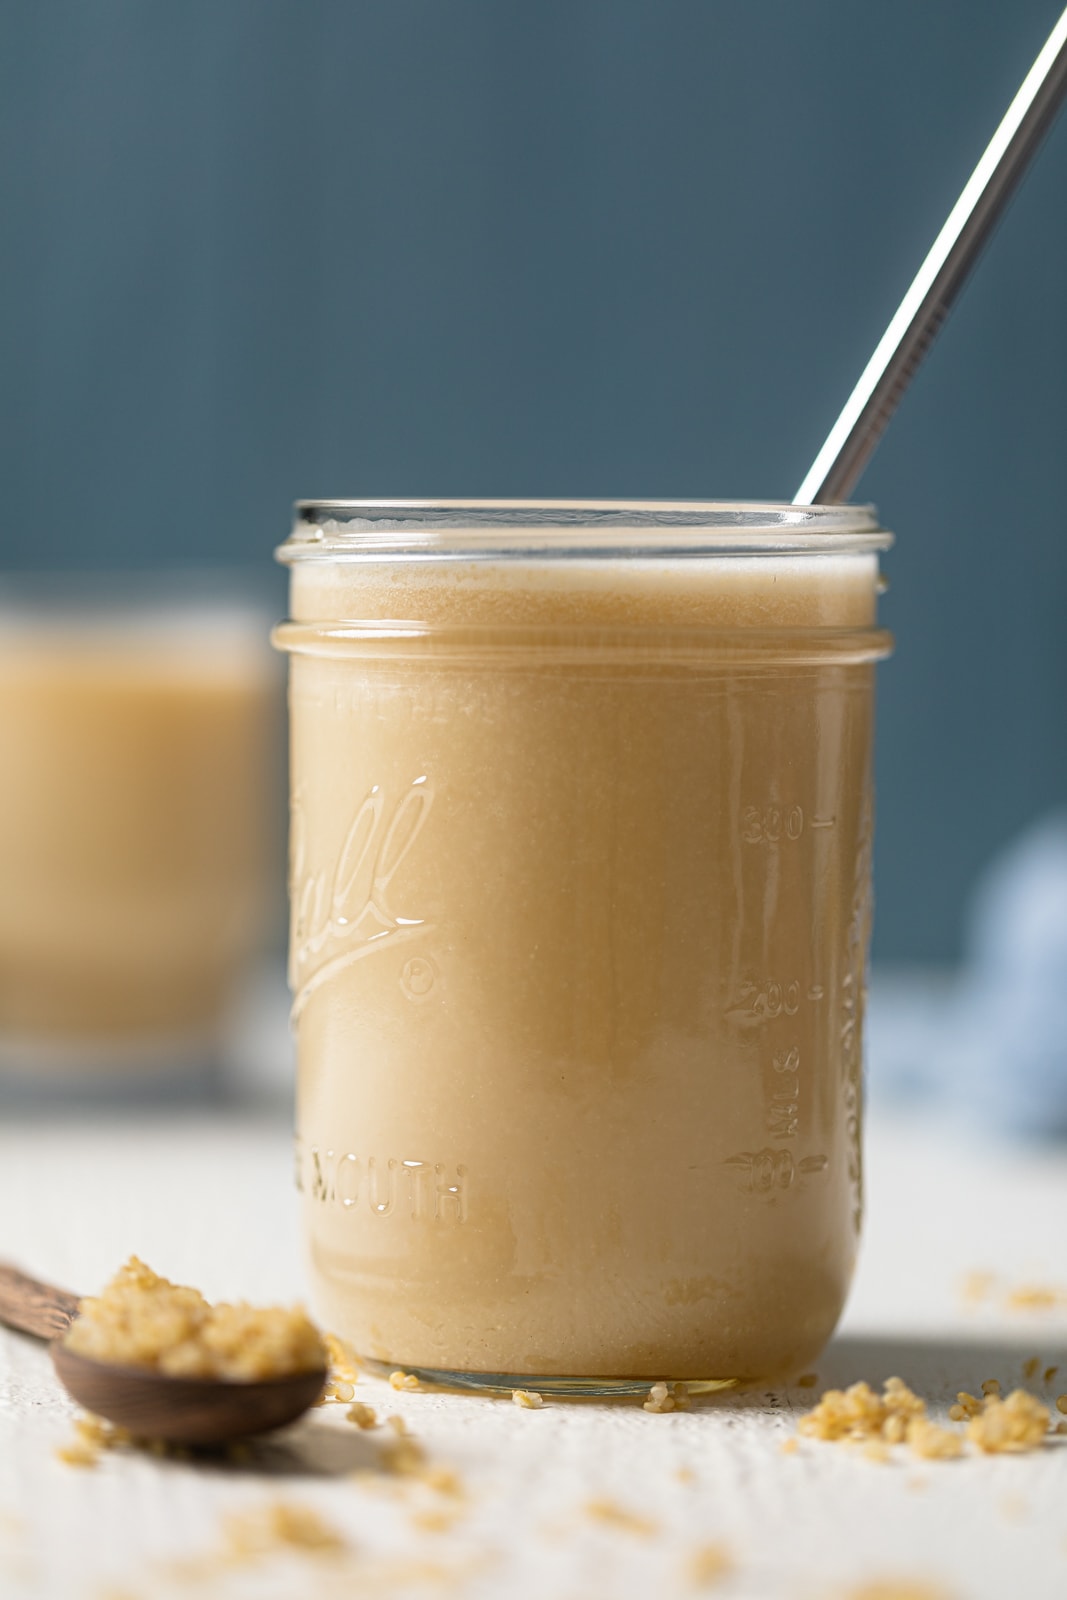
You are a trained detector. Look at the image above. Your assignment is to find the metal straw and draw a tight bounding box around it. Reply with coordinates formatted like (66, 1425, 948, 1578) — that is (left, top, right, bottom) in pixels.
(795, 5, 1067, 507)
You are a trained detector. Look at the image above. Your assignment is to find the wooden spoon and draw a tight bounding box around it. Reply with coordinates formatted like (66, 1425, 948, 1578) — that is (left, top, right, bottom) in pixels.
(0, 1263, 327, 1446)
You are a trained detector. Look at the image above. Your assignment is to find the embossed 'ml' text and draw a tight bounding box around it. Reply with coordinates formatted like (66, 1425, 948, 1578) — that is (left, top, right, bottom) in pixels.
(296, 1141, 468, 1223)
(290, 775, 434, 1016)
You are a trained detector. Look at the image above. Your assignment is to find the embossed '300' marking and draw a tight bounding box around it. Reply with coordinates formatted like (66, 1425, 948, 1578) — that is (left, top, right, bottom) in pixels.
(290, 775, 434, 1016)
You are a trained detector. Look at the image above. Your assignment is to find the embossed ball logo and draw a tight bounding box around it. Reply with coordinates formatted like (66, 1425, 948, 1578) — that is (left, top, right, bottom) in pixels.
(289, 775, 436, 1017)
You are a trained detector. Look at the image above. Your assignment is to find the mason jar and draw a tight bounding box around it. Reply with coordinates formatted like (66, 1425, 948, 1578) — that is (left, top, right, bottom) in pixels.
(0, 573, 280, 1092)
(274, 500, 892, 1394)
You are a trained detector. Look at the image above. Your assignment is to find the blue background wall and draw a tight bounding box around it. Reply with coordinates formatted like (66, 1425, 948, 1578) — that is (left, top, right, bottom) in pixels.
(2, 1, 1065, 962)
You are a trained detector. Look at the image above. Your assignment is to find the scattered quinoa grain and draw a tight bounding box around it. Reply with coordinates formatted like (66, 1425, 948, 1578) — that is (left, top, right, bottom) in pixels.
(379, 1418, 427, 1477)
(389, 1370, 421, 1392)
(845, 1584, 954, 1600)
(967, 1389, 1049, 1453)
(1056, 1395, 1067, 1415)
(798, 1377, 926, 1444)
(779, 1437, 799, 1455)
(862, 1440, 891, 1463)
(1043, 1366, 1058, 1385)
(411, 1507, 462, 1534)
(1005, 1285, 1061, 1312)
(882, 1414, 908, 1445)
(1022, 1357, 1041, 1381)
(512, 1389, 544, 1409)
(906, 1418, 964, 1461)
(422, 1466, 464, 1498)
(800, 1375, 1050, 1459)
(346, 1402, 378, 1429)
(960, 1270, 995, 1304)
(74, 1414, 110, 1444)
(222, 1502, 347, 1559)
(325, 1334, 359, 1381)
(380, 1439, 426, 1476)
(883, 1377, 925, 1412)
(584, 1498, 658, 1537)
(55, 1439, 100, 1469)
(686, 1541, 734, 1586)
(643, 1382, 675, 1414)
(62, 1257, 325, 1383)
(56, 1410, 191, 1470)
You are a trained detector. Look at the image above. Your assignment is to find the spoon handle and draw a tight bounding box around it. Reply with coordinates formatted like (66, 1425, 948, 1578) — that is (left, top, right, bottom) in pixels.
(0, 1264, 80, 1341)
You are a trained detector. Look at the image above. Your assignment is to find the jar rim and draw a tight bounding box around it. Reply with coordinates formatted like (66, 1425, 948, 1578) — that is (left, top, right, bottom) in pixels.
(279, 499, 891, 562)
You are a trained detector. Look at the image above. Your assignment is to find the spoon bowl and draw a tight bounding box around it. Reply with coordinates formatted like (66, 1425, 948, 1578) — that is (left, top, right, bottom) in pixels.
(0, 1263, 327, 1447)
(52, 1341, 327, 1446)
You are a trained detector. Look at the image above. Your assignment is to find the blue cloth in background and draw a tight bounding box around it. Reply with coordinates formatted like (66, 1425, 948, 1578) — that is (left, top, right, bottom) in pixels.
(869, 811, 1067, 1138)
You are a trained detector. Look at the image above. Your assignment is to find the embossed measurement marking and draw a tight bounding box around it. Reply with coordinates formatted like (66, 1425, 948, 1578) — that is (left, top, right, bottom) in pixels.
(725, 978, 803, 1022)
(296, 1141, 468, 1223)
(724, 1149, 828, 1193)
(741, 805, 805, 844)
(732, 796, 839, 1182)
(768, 1046, 800, 1139)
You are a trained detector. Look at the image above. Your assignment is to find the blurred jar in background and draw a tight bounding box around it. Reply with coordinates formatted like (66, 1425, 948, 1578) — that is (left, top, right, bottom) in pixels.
(0, 575, 281, 1089)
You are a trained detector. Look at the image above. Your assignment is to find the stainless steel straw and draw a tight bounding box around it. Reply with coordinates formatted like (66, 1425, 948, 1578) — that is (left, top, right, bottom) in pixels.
(795, 5, 1067, 507)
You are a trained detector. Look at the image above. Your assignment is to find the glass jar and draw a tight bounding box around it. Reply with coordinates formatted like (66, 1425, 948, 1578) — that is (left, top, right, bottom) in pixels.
(0, 573, 280, 1092)
(274, 500, 892, 1394)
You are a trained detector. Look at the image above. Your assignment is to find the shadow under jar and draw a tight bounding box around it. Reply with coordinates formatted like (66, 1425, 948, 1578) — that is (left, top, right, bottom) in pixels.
(274, 501, 892, 1395)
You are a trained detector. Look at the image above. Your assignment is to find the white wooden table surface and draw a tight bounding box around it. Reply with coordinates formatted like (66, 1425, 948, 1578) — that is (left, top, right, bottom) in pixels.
(2, 1079, 1066, 1600)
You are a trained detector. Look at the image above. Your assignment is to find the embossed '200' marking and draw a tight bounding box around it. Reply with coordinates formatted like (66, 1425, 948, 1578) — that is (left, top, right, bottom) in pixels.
(290, 776, 434, 1016)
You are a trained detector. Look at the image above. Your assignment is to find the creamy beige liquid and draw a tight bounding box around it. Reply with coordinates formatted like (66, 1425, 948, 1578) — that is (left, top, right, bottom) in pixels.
(285, 553, 884, 1380)
(0, 623, 276, 1059)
